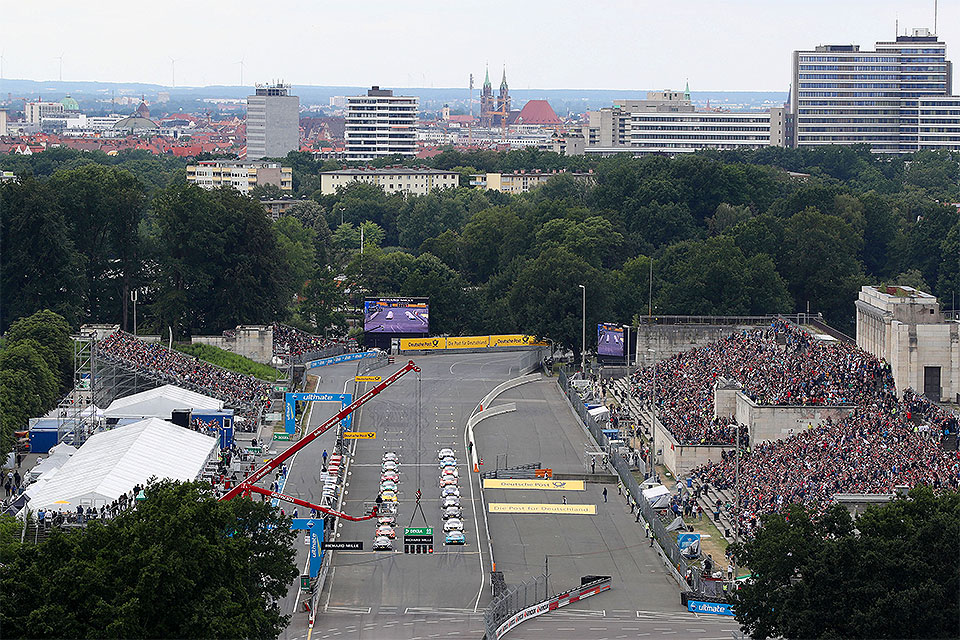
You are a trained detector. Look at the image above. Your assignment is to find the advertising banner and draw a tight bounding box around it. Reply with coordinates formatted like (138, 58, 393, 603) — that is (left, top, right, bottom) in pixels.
(597, 323, 624, 357)
(305, 351, 377, 369)
(446, 335, 491, 349)
(687, 600, 735, 616)
(490, 334, 549, 347)
(400, 336, 447, 350)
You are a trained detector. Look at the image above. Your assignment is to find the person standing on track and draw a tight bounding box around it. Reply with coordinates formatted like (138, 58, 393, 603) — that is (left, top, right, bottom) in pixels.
(602, 487, 608, 502)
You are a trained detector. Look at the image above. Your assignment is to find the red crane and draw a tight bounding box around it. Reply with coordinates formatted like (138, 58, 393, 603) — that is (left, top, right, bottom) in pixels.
(219, 359, 420, 521)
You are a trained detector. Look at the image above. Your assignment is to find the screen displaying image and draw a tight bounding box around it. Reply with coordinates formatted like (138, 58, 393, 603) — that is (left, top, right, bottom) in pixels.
(598, 323, 624, 357)
(364, 297, 429, 334)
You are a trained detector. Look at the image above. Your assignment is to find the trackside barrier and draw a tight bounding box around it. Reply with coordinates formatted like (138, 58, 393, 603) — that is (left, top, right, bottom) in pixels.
(486, 575, 612, 639)
(468, 404, 517, 471)
(557, 369, 693, 590)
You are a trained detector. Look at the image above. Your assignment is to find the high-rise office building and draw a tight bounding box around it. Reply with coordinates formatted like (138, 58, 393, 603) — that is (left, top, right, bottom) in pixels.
(792, 28, 960, 153)
(246, 83, 300, 160)
(344, 86, 418, 161)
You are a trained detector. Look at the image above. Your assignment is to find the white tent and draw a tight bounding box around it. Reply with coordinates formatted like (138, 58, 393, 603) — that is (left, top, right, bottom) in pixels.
(104, 384, 223, 419)
(21, 418, 217, 514)
(642, 484, 672, 509)
(27, 443, 78, 482)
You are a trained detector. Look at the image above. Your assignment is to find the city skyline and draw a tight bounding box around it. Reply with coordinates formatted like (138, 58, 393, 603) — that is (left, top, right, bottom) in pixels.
(1, 0, 955, 92)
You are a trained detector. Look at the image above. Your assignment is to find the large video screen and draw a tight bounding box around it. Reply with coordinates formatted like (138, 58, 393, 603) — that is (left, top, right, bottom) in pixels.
(364, 297, 429, 334)
(598, 323, 624, 357)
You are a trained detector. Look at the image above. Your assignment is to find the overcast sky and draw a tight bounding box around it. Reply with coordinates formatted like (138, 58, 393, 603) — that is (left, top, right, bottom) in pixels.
(1, 0, 955, 91)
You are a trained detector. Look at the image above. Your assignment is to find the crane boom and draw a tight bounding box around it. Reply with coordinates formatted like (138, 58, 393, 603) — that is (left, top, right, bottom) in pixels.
(220, 360, 420, 502)
(242, 484, 378, 521)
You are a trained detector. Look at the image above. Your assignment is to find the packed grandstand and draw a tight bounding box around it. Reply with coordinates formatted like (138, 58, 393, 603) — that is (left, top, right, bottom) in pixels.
(272, 323, 339, 362)
(98, 331, 273, 425)
(620, 319, 960, 536)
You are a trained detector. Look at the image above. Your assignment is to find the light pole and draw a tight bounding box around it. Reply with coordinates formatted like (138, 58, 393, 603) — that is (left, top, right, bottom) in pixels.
(647, 347, 656, 479)
(578, 284, 586, 373)
(623, 324, 631, 368)
(130, 289, 139, 336)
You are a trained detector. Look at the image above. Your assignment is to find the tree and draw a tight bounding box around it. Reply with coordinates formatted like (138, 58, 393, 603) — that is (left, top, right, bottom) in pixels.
(49, 164, 146, 328)
(0, 480, 298, 638)
(0, 178, 83, 331)
(732, 488, 960, 640)
(274, 216, 317, 298)
(299, 267, 346, 333)
(3, 309, 74, 392)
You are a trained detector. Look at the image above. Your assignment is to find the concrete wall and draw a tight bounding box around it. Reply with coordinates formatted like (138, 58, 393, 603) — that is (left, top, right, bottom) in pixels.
(634, 324, 758, 369)
(734, 393, 855, 443)
(192, 325, 274, 365)
(713, 378, 741, 419)
(655, 417, 731, 478)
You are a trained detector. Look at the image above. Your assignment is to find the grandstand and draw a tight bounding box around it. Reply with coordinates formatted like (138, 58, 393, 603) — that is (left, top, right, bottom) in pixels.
(97, 331, 271, 429)
(611, 319, 960, 539)
(271, 322, 347, 364)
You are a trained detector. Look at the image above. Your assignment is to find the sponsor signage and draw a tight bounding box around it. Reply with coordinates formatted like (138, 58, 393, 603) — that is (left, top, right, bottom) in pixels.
(687, 600, 735, 616)
(273, 433, 291, 441)
(404, 527, 433, 535)
(355, 375, 382, 382)
(494, 576, 612, 639)
(284, 392, 352, 434)
(489, 334, 549, 347)
(483, 479, 584, 491)
(400, 336, 446, 350)
(343, 432, 376, 439)
(403, 534, 434, 544)
(446, 335, 490, 349)
(305, 351, 377, 369)
(488, 503, 597, 515)
(322, 541, 364, 551)
(677, 532, 701, 550)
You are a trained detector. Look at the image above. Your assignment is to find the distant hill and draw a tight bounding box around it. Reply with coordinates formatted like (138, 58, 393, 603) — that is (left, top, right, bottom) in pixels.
(0, 78, 787, 114)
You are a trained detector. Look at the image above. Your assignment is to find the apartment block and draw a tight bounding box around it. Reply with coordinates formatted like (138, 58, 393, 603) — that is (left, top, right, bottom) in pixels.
(186, 160, 293, 195)
(320, 167, 458, 196)
(345, 87, 418, 161)
(246, 83, 300, 160)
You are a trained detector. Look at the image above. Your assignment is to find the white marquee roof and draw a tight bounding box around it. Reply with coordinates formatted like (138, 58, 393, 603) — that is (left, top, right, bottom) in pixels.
(103, 384, 223, 419)
(23, 418, 217, 514)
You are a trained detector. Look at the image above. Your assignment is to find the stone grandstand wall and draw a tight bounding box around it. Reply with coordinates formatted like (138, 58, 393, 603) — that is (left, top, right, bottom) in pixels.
(654, 418, 730, 478)
(634, 322, 764, 369)
(192, 325, 273, 365)
(734, 393, 856, 443)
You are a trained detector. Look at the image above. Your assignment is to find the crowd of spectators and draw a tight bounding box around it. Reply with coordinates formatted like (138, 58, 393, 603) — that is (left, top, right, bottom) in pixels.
(272, 323, 341, 362)
(626, 320, 893, 445)
(33, 484, 143, 530)
(693, 390, 960, 537)
(98, 331, 271, 424)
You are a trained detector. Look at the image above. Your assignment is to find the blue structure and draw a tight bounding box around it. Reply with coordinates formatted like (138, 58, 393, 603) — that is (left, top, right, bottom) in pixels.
(305, 351, 377, 369)
(687, 600, 734, 616)
(192, 410, 235, 448)
(290, 518, 324, 577)
(284, 392, 353, 434)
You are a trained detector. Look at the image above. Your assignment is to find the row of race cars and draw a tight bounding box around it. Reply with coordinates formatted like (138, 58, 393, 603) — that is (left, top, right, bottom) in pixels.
(371, 448, 467, 551)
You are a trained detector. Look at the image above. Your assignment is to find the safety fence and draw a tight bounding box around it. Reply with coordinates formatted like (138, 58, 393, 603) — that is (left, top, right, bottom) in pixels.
(284, 344, 347, 366)
(557, 369, 700, 591)
(484, 575, 612, 639)
(356, 350, 390, 377)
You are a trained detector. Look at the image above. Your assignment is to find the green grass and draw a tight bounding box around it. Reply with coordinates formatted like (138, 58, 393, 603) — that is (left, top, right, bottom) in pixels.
(173, 343, 281, 381)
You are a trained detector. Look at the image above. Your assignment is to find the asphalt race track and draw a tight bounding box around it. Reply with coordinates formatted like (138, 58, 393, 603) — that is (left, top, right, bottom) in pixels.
(278, 353, 739, 640)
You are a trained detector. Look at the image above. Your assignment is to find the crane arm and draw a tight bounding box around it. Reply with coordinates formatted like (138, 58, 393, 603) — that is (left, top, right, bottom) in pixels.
(220, 360, 420, 502)
(242, 484, 378, 521)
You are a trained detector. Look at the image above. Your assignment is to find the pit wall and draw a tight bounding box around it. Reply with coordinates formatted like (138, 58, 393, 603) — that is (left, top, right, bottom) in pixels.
(192, 325, 273, 365)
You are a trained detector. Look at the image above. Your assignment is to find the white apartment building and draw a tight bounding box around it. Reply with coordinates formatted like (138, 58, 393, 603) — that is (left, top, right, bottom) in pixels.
(186, 160, 293, 195)
(246, 83, 300, 160)
(345, 87, 418, 161)
(626, 108, 786, 153)
(469, 170, 593, 194)
(320, 167, 458, 196)
(792, 28, 959, 152)
(25, 101, 64, 124)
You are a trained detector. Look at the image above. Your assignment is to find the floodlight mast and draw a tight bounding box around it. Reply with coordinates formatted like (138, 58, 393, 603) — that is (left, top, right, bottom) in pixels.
(220, 360, 420, 503)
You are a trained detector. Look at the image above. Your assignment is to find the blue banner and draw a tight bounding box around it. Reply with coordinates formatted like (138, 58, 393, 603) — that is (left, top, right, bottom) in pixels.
(688, 600, 735, 616)
(677, 532, 701, 550)
(284, 392, 353, 434)
(305, 351, 377, 369)
(290, 519, 325, 578)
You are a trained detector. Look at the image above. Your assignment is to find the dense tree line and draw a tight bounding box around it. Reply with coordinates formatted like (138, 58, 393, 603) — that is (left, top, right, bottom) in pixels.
(3, 145, 960, 357)
(0, 480, 297, 638)
(731, 486, 960, 639)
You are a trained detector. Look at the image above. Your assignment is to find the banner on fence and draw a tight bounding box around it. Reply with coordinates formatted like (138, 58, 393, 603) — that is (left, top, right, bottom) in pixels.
(493, 576, 611, 639)
(305, 351, 377, 369)
(687, 600, 735, 616)
(400, 334, 547, 351)
(488, 503, 596, 514)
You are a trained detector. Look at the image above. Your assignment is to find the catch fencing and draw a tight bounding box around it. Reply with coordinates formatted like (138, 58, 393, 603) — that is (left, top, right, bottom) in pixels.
(557, 369, 698, 590)
(483, 573, 549, 639)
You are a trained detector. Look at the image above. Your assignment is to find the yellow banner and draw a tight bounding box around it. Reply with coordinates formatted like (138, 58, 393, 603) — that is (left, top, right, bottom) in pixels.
(489, 334, 549, 347)
(355, 375, 382, 382)
(488, 503, 596, 515)
(343, 432, 376, 439)
(483, 479, 585, 491)
(446, 335, 491, 349)
(400, 337, 447, 350)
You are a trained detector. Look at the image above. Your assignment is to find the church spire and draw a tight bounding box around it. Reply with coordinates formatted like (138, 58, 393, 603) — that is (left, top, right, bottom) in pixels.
(500, 67, 508, 91)
(483, 65, 492, 90)
(684, 80, 691, 101)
